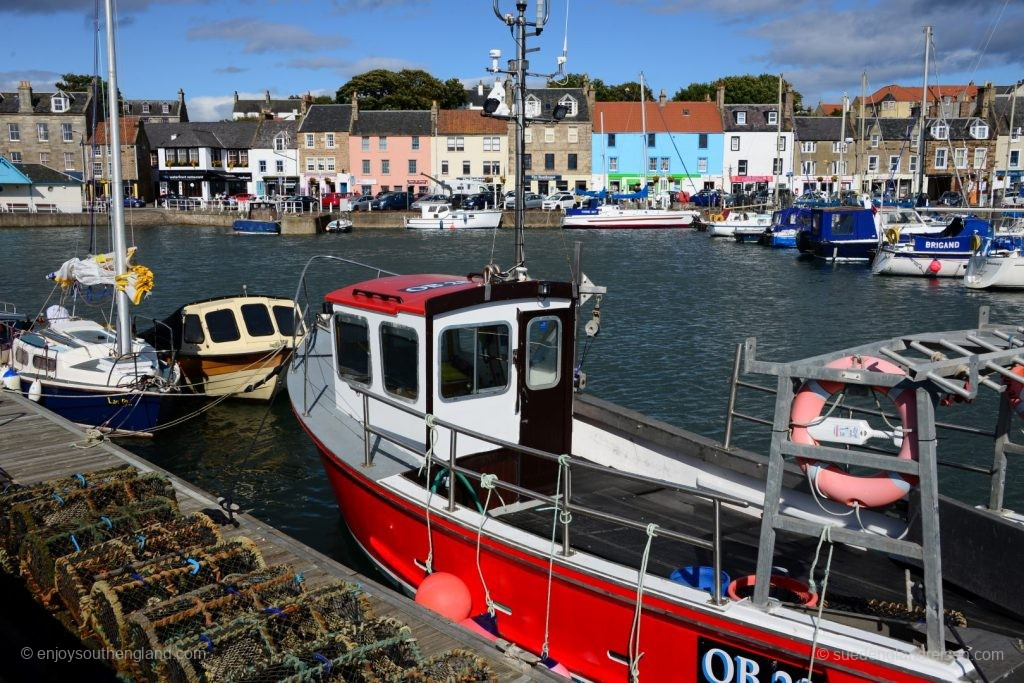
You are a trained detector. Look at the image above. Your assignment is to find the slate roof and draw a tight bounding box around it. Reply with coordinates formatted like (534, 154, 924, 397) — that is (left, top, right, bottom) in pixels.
(522, 87, 590, 122)
(253, 120, 298, 149)
(794, 116, 847, 142)
(233, 93, 302, 117)
(0, 89, 90, 115)
(145, 121, 259, 149)
(722, 104, 789, 132)
(437, 109, 506, 135)
(864, 117, 917, 142)
(993, 97, 1024, 135)
(122, 98, 184, 119)
(298, 104, 353, 133)
(464, 83, 492, 109)
(925, 117, 992, 141)
(13, 163, 81, 185)
(593, 101, 721, 133)
(351, 111, 432, 136)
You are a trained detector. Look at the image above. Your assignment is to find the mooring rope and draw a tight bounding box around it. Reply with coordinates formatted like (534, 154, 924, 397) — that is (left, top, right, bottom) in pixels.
(806, 525, 835, 679)
(628, 522, 658, 682)
(540, 453, 572, 660)
(420, 414, 439, 574)
(474, 473, 499, 616)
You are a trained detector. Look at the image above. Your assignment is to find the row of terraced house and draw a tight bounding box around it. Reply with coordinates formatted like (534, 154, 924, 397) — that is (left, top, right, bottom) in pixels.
(0, 78, 1022, 212)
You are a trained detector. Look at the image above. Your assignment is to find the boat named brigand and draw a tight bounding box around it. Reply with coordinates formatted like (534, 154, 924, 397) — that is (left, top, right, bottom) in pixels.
(871, 213, 992, 277)
(404, 202, 503, 230)
(286, 4, 1024, 681)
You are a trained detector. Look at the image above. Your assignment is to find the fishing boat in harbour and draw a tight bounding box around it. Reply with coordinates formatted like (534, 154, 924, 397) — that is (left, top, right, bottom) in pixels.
(795, 205, 880, 262)
(871, 215, 992, 277)
(233, 200, 281, 235)
(286, 4, 1024, 681)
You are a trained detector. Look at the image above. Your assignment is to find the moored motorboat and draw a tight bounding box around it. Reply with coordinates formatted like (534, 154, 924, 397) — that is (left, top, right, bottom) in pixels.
(404, 203, 502, 230)
(871, 215, 992, 277)
(140, 294, 302, 401)
(233, 200, 281, 235)
(964, 231, 1024, 289)
(706, 210, 772, 238)
(795, 205, 880, 262)
(757, 206, 810, 248)
(324, 215, 353, 233)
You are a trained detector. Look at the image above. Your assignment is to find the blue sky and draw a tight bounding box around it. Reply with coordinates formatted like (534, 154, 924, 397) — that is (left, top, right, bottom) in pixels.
(2, 0, 1022, 121)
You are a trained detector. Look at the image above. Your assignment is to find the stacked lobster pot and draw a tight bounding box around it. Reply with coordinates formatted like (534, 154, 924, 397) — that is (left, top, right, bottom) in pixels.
(0, 465, 498, 682)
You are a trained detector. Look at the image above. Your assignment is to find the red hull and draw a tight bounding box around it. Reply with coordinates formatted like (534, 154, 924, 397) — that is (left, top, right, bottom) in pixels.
(307, 434, 935, 683)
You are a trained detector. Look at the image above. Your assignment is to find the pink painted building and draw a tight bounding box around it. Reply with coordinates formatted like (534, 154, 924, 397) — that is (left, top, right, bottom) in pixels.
(349, 105, 435, 197)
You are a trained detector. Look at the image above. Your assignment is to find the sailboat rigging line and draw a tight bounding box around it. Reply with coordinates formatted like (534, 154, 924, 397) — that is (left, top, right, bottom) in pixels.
(649, 86, 701, 195)
(969, 0, 1009, 77)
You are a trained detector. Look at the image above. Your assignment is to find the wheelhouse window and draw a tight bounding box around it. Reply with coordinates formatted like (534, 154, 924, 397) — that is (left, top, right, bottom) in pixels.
(240, 303, 275, 337)
(381, 323, 418, 400)
(205, 309, 240, 343)
(439, 323, 510, 399)
(272, 305, 298, 337)
(334, 313, 371, 385)
(526, 317, 561, 390)
(183, 314, 205, 344)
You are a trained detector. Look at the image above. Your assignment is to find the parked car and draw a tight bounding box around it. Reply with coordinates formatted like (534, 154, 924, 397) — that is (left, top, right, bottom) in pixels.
(542, 191, 576, 211)
(280, 195, 320, 212)
(229, 192, 256, 205)
(348, 194, 374, 211)
(504, 192, 545, 209)
(370, 192, 412, 211)
(690, 189, 722, 207)
(411, 193, 449, 209)
(123, 196, 145, 208)
(460, 192, 495, 210)
(157, 193, 189, 207)
(938, 191, 965, 207)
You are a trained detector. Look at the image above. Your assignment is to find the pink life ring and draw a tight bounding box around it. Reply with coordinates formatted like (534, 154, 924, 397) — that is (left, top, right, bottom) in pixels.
(1004, 365, 1024, 419)
(790, 355, 918, 508)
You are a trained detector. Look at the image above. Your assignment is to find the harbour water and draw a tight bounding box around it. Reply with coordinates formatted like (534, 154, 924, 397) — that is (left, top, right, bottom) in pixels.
(4, 222, 1023, 582)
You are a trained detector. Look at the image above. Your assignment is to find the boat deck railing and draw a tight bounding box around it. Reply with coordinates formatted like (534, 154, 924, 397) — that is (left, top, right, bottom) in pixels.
(337, 380, 749, 605)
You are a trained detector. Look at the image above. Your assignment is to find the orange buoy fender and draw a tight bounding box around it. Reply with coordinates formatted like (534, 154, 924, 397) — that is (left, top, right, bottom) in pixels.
(1004, 365, 1024, 419)
(415, 572, 472, 621)
(790, 355, 918, 508)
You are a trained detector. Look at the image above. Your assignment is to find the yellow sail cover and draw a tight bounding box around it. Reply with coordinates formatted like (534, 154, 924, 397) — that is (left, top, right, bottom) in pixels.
(48, 247, 155, 305)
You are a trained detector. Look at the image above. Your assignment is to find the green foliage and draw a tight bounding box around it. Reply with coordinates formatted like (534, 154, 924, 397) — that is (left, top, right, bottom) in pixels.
(335, 69, 465, 110)
(55, 73, 99, 93)
(672, 73, 805, 112)
(672, 82, 716, 102)
(598, 80, 654, 102)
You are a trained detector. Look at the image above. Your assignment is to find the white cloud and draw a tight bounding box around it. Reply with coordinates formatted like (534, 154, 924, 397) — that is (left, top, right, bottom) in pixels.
(186, 94, 235, 121)
(187, 20, 338, 54)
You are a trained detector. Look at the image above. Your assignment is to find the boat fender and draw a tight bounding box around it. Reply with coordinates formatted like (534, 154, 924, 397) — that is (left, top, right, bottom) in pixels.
(971, 234, 983, 252)
(28, 379, 42, 402)
(884, 227, 900, 244)
(790, 355, 918, 508)
(459, 613, 499, 642)
(1003, 365, 1024, 419)
(726, 574, 817, 607)
(928, 259, 942, 275)
(1, 365, 19, 391)
(415, 572, 472, 621)
(540, 656, 572, 678)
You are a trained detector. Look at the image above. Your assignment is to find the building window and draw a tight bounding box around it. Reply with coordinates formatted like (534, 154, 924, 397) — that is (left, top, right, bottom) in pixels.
(778, 137, 786, 151)
(408, 159, 417, 174)
(608, 156, 618, 171)
(274, 134, 286, 151)
(1012, 127, 1021, 142)
(524, 128, 532, 143)
(37, 123, 49, 142)
(870, 134, 880, 148)
(483, 160, 500, 175)
(767, 111, 778, 125)
(439, 324, 510, 399)
(441, 160, 449, 175)
(648, 157, 657, 173)
(698, 157, 707, 173)
(800, 160, 814, 175)
(447, 136, 464, 152)
(161, 103, 169, 114)
(953, 147, 967, 169)
(316, 157, 326, 171)
(381, 322, 418, 401)
(698, 133, 708, 149)
(525, 95, 541, 118)
(882, 100, 896, 111)
(832, 141, 847, 153)
(736, 111, 747, 125)
(970, 121, 989, 139)
(544, 153, 554, 170)
(567, 153, 577, 170)
(558, 94, 578, 117)
(544, 127, 555, 143)
(10, 152, 22, 163)
(867, 155, 879, 172)
(608, 133, 616, 147)
(63, 152, 74, 170)
(523, 154, 532, 170)
(326, 157, 336, 171)
(361, 159, 370, 174)
(411, 135, 419, 150)
(305, 157, 315, 172)
(483, 136, 499, 152)
(305, 133, 314, 148)
(325, 133, 335, 148)
(8, 123, 19, 142)
(932, 124, 948, 140)
(660, 157, 669, 172)
(737, 160, 748, 175)
(361, 136, 370, 151)
(934, 148, 947, 169)
(909, 156, 918, 173)
(526, 317, 561, 390)
(1009, 150, 1020, 169)
(889, 155, 900, 172)
(647, 133, 655, 147)
(730, 136, 740, 151)
(462, 160, 471, 174)
(378, 136, 387, 151)
(51, 95, 68, 113)
(801, 141, 816, 153)
(381, 159, 390, 175)
(773, 157, 782, 175)
(334, 313, 371, 385)
(275, 160, 284, 173)
(973, 148, 987, 169)
(142, 103, 150, 114)
(39, 152, 49, 164)
(62, 123, 73, 143)
(260, 160, 268, 173)
(567, 127, 578, 144)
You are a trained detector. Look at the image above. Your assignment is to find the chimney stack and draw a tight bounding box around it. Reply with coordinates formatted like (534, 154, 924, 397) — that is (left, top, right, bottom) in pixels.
(658, 89, 666, 107)
(18, 80, 33, 114)
(715, 84, 725, 110)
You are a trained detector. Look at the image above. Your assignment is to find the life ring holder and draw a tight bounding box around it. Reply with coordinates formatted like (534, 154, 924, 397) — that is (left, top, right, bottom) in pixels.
(790, 355, 919, 508)
(1003, 365, 1024, 419)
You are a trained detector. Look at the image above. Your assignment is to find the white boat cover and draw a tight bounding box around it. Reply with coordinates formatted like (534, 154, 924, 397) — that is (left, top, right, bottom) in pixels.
(47, 247, 154, 305)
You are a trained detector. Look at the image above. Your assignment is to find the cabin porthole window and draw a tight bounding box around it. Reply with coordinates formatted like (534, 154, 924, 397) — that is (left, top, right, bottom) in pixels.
(334, 313, 371, 386)
(526, 317, 561, 390)
(439, 323, 510, 399)
(381, 322, 419, 401)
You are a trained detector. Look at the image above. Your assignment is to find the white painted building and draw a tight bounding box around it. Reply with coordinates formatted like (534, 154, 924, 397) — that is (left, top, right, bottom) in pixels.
(721, 103, 794, 196)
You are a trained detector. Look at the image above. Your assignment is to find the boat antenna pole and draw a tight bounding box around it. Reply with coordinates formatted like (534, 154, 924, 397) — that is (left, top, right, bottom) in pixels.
(104, 0, 131, 356)
(487, 0, 566, 279)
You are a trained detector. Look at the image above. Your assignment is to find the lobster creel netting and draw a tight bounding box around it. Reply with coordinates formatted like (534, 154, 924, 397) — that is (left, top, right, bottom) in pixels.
(54, 511, 223, 625)
(401, 649, 497, 682)
(342, 617, 422, 681)
(125, 564, 306, 678)
(0, 464, 139, 570)
(19, 497, 183, 600)
(6, 472, 176, 554)
(88, 537, 265, 652)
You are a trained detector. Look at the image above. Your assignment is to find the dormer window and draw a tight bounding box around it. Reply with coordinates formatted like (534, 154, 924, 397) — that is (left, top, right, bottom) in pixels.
(122, 101, 130, 115)
(931, 123, 948, 140)
(162, 103, 170, 114)
(557, 94, 578, 118)
(969, 120, 989, 139)
(274, 133, 287, 151)
(142, 103, 150, 114)
(51, 94, 68, 113)
(736, 111, 747, 125)
(767, 111, 778, 125)
(525, 94, 541, 119)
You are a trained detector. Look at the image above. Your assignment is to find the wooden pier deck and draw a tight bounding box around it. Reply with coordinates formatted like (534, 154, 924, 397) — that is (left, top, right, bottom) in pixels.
(0, 390, 551, 681)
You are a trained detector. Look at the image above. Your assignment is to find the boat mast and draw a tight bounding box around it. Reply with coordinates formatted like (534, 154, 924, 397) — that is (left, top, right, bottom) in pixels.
(774, 73, 782, 206)
(104, 0, 130, 355)
(640, 72, 648, 200)
(916, 25, 932, 197)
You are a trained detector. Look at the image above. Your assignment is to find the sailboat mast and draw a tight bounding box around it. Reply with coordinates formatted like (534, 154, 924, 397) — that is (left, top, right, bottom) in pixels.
(916, 25, 932, 197)
(640, 72, 647, 195)
(774, 73, 782, 205)
(104, 0, 131, 356)
(512, 7, 528, 269)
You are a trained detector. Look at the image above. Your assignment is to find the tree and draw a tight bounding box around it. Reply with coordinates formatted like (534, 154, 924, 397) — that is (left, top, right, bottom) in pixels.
(335, 69, 465, 110)
(672, 81, 716, 102)
(55, 73, 99, 93)
(597, 80, 653, 102)
(288, 94, 334, 104)
(672, 74, 805, 112)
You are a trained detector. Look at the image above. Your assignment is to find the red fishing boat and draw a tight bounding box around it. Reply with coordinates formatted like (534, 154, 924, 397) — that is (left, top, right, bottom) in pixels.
(287, 3, 1024, 681)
